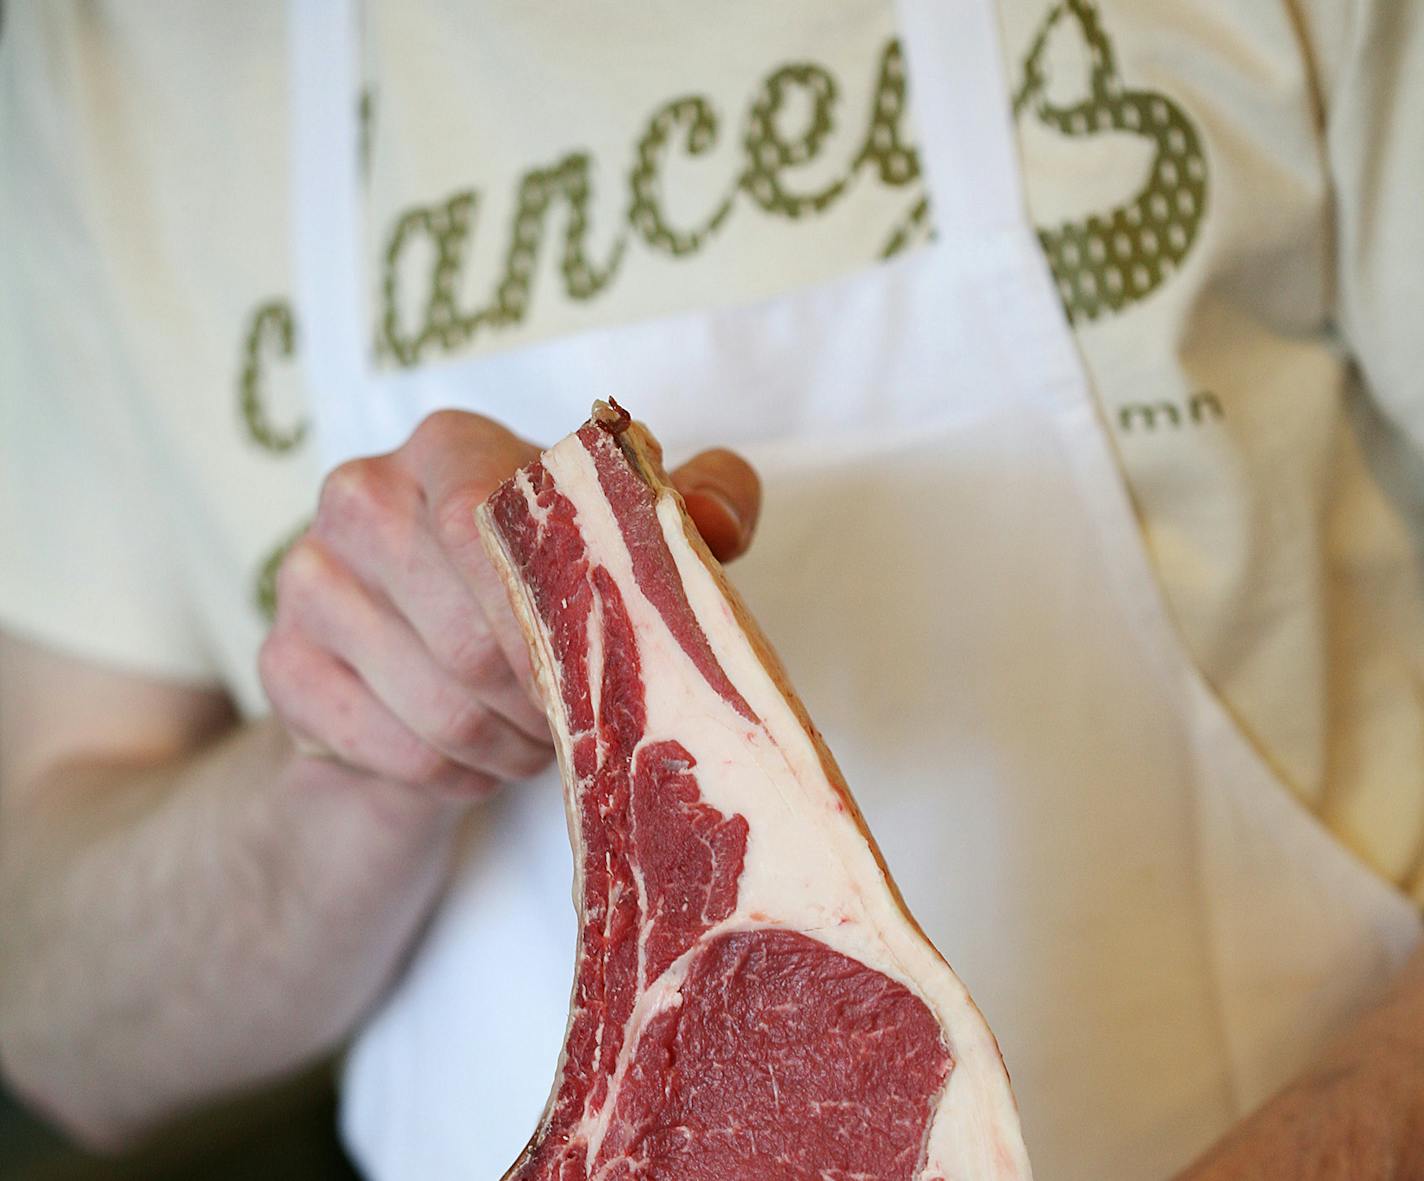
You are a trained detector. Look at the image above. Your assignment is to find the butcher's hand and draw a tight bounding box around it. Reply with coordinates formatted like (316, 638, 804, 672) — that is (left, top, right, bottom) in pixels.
(0, 409, 758, 1149)
(1173, 947, 1424, 1180)
(261, 410, 761, 798)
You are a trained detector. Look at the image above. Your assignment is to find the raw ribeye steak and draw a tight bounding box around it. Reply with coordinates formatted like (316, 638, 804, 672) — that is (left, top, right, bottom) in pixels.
(478, 402, 1031, 1181)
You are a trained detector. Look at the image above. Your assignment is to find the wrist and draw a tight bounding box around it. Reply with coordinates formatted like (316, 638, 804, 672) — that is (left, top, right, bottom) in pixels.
(265, 719, 467, 839)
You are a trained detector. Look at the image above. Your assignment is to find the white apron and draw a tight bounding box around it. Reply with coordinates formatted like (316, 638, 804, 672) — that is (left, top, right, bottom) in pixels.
(289, 2, 1422, 1177)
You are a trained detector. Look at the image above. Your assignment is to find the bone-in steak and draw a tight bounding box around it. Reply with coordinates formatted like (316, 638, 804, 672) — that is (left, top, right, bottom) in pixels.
(478, 402, 1031, 1181)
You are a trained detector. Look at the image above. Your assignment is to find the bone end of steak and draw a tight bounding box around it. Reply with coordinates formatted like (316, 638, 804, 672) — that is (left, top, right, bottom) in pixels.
(476, 404, 1031, 1181)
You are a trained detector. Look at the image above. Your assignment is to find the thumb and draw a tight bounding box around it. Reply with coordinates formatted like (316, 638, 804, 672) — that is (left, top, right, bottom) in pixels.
(669, 448, 762, 563)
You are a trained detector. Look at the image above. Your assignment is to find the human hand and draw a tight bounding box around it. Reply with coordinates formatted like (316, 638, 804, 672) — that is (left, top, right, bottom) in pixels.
(260, 410, 761, 799)
(1172, 1041, 1424, 1181)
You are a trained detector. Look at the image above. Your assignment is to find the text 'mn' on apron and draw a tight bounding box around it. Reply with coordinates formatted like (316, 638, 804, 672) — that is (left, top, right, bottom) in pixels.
(289, 2, 1421, 1177)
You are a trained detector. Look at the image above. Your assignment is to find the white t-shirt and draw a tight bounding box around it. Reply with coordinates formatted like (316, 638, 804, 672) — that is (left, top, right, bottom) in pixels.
(3, 0, 1421, 898)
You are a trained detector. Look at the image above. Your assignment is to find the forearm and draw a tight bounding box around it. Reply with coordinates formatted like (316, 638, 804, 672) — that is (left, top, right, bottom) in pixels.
(1333, 943, 1424, 1073)
(0, 716, 460, 1148)
(1175, 943, 1424, 1179)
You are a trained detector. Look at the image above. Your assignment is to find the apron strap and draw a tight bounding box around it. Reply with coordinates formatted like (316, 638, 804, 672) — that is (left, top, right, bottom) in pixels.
(895, 0, 1027, 240)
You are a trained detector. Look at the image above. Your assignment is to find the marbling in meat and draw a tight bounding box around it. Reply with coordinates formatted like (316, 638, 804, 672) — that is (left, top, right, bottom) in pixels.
(479, 402, 1031, 1180)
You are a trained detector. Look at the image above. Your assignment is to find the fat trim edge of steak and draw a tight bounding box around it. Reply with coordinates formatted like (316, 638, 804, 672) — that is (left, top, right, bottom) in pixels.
(476, 401, 1032, 1181)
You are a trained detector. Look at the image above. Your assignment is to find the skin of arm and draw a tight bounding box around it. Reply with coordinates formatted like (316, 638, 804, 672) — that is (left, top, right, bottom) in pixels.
(0, 668, 462, 1150)
(1173, 945, 1424, 1180)
(0, 410, 760, 1151)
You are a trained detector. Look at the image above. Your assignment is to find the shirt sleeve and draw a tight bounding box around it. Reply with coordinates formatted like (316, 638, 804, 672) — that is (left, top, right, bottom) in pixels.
(1296, 0, 1424, 457)
(0, 5, 219, 684)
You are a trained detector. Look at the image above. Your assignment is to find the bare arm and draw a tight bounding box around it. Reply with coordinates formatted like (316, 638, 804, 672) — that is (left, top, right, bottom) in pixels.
(0, 635, 462, 1149)
(1173, 946, 1424, 1180)
(0, 411, 760, 1151)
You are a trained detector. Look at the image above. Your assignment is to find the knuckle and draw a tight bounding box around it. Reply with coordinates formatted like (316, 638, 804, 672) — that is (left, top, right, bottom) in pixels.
(680, 448, 760, 496)
(318, 457, 395, 528)
(449, 700, 501, 746)
(408, 409, 535, 494)
(443, 628, 504, 686)
(438, 700, 496, 752)
(694, 446, 741, 468)
(432, 483, 488, 552)
(272, 537, 334, 613)
(401, 742, 454, 787)
(257, 630, 304, 704)
(411, 408, 495, 444)
(510, 740, 554, 779)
